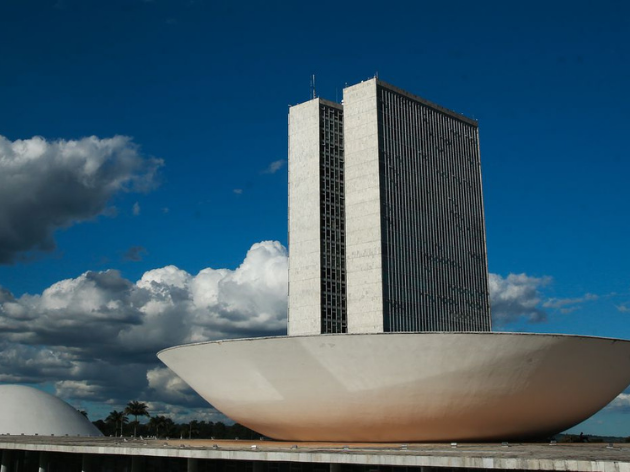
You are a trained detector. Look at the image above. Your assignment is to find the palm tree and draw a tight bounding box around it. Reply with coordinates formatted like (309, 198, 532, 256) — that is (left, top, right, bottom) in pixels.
(106, 410, 128, 437)
(125, 401, 149, 437)
(148, 415, 168, 438)
(188, 420, 199, 439)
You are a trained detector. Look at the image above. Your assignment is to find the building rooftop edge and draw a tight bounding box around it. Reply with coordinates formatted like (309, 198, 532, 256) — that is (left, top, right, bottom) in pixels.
(289, 79, 478, 126)
(288, 97, 342, 111)
(157, 331, 630, 356)
(373, 78, 478, 127)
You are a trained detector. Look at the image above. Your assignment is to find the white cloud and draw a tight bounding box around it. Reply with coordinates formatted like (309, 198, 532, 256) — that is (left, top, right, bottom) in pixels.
(55, 380, 106, 401)
(146, 401, 229, 425)
(489, 273, 551, 325)
(0, 241, 288, 413)
(5, 246, 601, 419)
(0, 134, 163, 264)
(261, 159, 285, 174)
(617, 304, 630, 313)
(133, 202, 141, 216)
(0, 342, 75, 382)
(605, 393, 630, 413)
(543, 293, 599, 314)
(146, 367, 201, 406)
(233, 188, 243, 195)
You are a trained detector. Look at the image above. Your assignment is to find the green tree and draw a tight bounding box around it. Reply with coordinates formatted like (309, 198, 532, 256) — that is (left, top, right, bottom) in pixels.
(213, 421, 227, 439)
(187, 420, 200, 439)
(148, 415, 168, 438)
(197, 421, 214, 438)
(106, 410, 128, 437)
(92, 419, 108, 436)
(162, 417, 177, 438)
(125, 401, 149, 437)
(230, 423, 259, 440)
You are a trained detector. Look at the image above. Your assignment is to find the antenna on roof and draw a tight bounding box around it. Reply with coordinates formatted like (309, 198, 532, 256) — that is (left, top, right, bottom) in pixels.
(310, 74, 317, 100)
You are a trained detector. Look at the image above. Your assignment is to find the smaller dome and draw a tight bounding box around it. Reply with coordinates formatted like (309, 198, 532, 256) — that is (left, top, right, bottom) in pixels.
(0, 385, 103, 436)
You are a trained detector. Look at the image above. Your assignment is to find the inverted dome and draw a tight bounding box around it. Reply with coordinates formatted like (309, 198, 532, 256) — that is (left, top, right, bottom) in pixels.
(0, 385, 103, 436)
(159, 332, 630, 442)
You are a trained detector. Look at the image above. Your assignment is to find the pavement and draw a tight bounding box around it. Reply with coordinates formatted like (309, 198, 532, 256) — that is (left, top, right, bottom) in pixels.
(1, 436, 630, 470)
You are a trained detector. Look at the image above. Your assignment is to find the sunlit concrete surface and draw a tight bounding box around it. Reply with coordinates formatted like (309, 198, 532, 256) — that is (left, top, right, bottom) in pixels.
(0, 385, 103, 437)
(2, 437, 630, 472)
(159, 332, 630, 442)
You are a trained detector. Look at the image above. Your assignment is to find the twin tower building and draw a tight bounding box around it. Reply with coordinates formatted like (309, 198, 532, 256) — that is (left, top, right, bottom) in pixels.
(288, 78, 492, 336)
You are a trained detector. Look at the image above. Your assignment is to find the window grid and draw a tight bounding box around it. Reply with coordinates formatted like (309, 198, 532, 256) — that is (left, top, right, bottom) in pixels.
(378, 86, 491, 332)
(319, 104, 347, 334)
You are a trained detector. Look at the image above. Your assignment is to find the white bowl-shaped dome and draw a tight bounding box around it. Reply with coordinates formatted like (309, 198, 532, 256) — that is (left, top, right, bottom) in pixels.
(0, 385, 103, 436)
(158, 332, 630, 442)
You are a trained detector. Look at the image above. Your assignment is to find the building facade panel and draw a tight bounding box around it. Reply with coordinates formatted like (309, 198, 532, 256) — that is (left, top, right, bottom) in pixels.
(288, 100, 324, 336)
(343, 80, 385, 333)
(374, 81, 491, 331)
(288, 99, 347, 335)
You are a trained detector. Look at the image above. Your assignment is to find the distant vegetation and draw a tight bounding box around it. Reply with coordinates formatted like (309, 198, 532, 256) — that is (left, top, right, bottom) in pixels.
(556, 433, 630, 443)
(558, 434, 603, 443)
(92, 405, 259, 439)
(91, 406, 630, 442)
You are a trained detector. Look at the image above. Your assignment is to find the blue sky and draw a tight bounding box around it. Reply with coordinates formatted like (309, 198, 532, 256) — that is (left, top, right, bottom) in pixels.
(0, 0, 629, 436)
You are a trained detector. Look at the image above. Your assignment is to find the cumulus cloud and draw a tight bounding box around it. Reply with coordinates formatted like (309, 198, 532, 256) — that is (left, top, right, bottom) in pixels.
(489, 273, 605, 323)
(605, 393, 630, 413)
(261, 159, 285, 174)
(146, 401, 228, 424)
(55, 380, 107, 401)
(0, 134, 163, 264)
(4, 247, 598, 419)
(146, 367, 204, 407)
(0, 342, 75, 383)
(0, 241, 288, 413)
(489, 273, 551, 325)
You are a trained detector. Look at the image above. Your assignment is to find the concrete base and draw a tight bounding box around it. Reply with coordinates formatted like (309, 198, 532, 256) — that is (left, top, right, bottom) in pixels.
(2, 437, 630, 472)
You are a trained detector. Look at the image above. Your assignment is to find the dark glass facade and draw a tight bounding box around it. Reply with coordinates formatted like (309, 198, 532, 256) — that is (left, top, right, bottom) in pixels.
(377, 84, 491, 331)
(318, 101, 347, 334)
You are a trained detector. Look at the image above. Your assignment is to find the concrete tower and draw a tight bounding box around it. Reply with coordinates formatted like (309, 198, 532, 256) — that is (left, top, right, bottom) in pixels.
(288, 79, 491, 336)
(288, 98, 347, 335)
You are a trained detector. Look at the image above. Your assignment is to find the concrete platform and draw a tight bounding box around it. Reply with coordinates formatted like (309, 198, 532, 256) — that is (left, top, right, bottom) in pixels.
(1, 437, 630, 472)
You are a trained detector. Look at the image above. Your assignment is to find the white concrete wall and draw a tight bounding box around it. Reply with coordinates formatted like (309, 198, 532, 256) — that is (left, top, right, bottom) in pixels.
(0, 385, 102, 436)
(343, 79, 384, 333)
(288, 99, 321, 336)
(159, 332, 630, 442)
